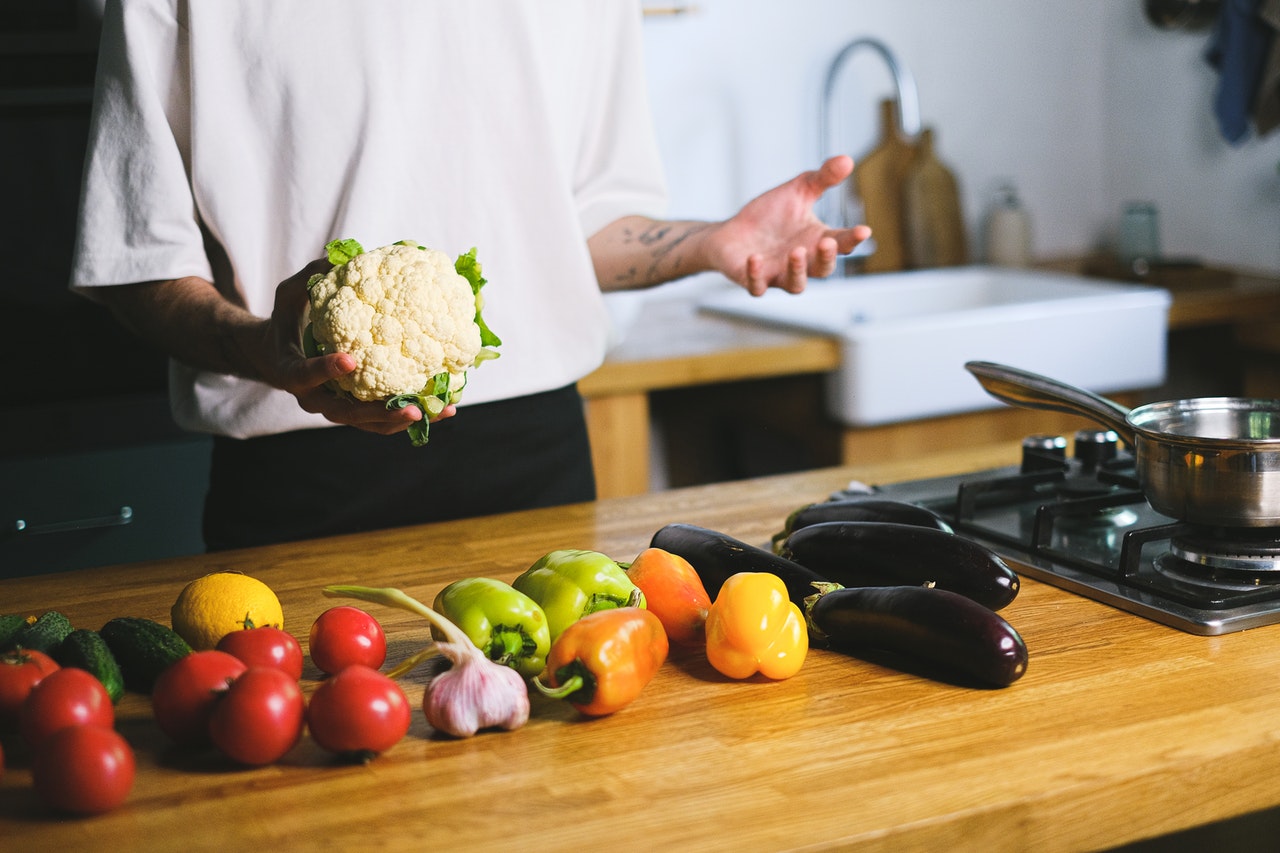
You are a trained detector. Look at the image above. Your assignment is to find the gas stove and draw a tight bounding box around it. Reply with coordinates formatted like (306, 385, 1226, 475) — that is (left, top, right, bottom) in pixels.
(846, 432, 1280, 635)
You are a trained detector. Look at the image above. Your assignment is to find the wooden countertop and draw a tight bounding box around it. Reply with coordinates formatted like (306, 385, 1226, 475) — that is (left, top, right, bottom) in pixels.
(5, 442, 1280, 851)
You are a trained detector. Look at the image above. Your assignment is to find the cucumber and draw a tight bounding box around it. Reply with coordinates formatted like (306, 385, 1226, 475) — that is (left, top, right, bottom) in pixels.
(100, 617, 192, 693)
(55, 629, 126, 703)
(12, 610, 74, 654)
(0, 614, 29, 650)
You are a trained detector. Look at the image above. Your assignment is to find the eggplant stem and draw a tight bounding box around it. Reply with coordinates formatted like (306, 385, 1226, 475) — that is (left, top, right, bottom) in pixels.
(803, 583, 840, 643)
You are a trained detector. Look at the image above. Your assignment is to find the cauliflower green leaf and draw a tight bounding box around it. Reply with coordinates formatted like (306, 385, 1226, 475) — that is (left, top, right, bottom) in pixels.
(454, 247, 503, 350)
(325, 238, 365, 265)
(388, 372, 454, 447)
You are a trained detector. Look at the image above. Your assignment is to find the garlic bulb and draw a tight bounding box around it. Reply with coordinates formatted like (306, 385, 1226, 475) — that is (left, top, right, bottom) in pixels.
(423, 642, 530, 738)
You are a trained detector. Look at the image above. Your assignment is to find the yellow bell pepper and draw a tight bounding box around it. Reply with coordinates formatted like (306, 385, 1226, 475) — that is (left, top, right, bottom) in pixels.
(704, 572, 808, 680)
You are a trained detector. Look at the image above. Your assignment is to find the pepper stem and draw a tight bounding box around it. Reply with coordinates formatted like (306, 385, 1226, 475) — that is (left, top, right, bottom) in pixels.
(533, 673, 584, 701)
(492, 629, 526, 666)
(532, 660, 597, 706)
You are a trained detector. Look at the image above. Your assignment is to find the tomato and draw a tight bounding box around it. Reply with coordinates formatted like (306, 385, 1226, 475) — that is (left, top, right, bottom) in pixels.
(208, 666, 305, 766)
(306, 664, 411, 760)
(151, 650, 248, 746)
(216, 626, 304, 680)
(309, 606, 387, 675)
(32, 725, 135, 815)
(0, 648, 60, 727)
(21, 667, 114, 746)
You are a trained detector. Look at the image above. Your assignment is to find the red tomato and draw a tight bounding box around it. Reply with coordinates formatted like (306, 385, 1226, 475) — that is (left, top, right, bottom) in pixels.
(0, 648, 60, 727)
(21, 667, 114, 746)
(208, 666, 305, 766)
(32, 724, 135, 815)
(306, 665, 411, 759)
(309, 606, 387, 675)
(151, 650, 248, 746)
(216, 626, 304, 680)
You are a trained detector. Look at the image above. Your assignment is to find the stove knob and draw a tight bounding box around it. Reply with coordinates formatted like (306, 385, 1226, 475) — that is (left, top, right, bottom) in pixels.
(1074, 428, 1120, 472)
(1021, 434, 1068, 473)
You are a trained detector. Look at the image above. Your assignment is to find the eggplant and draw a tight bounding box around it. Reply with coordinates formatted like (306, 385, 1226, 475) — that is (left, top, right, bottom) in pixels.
(779, 521, 1020, 611)
(805, 585, 1029, 688)
(772, 497, 953, 551)
(650, 523, 831, 607)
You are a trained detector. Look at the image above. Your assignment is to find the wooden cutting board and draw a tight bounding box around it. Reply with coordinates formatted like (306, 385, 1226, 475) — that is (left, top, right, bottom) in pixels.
(851, 99, 917, 272)
(902, 127, 968, 268)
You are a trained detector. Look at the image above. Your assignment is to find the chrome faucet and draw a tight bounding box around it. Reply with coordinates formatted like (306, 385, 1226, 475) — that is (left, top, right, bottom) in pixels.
(820, 36, 920, 157)
(819, 37, 921, 252)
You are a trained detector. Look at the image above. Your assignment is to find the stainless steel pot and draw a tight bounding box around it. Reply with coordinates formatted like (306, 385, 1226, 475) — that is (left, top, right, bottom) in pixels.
(965, 361, 1280, 528)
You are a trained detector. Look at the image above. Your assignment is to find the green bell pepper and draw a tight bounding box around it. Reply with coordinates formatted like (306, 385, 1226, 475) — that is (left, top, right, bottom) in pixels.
(512, 549, 645, 641)
(431, 577, 551, 679)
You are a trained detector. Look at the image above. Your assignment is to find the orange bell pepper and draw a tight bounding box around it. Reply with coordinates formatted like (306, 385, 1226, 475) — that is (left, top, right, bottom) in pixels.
(705, 572, 808, 680)
(624, 548, 711, 645)
(534, 608, 668, 716)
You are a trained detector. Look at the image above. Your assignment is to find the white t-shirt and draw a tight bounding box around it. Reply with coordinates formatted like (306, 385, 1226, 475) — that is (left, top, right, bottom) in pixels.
(72, 0, 668, 439)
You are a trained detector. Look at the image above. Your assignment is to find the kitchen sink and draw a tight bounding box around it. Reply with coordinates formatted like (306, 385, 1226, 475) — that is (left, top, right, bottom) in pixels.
(698, 265, 1171, 426)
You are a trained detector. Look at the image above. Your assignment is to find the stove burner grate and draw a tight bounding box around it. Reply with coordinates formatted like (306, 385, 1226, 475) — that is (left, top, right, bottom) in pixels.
(1167, 529, 1280, 576)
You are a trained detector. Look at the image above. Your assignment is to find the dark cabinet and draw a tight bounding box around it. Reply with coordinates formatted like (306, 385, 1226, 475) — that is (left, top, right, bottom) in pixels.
(2, 435, 212, 578)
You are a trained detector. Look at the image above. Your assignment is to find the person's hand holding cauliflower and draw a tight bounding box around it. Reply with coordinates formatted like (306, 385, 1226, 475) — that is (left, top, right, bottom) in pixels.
(303, 238, 501, 445)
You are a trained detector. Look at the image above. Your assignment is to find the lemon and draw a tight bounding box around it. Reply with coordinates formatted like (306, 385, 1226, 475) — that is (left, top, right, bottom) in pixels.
(170, 572, 285, 650)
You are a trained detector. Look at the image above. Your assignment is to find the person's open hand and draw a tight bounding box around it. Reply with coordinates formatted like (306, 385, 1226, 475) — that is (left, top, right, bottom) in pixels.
(708, 155, 871, 296)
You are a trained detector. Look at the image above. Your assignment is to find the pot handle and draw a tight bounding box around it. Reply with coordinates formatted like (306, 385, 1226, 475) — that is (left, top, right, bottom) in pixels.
(964, 361, 1136, 443)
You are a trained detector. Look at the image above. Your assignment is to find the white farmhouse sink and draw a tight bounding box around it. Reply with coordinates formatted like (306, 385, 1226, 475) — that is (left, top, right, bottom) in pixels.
(698, 265, 1171, 426)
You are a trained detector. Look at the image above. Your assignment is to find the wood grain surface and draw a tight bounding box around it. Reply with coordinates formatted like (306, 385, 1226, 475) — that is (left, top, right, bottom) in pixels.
(4, 443, 1280, 852)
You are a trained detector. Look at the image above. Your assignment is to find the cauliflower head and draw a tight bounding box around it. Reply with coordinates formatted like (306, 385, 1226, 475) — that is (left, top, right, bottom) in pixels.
(304, 239, 501, 445)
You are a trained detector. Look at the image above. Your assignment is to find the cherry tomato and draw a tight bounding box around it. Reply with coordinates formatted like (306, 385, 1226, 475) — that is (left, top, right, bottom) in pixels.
(309, 606, 387, 675)
(21, 667, 114, 746)
(32, 724, 135, 815)
(216, 626, 304, 680)
(306, 665, 411, 760)
(0, 648, 60, 727)
(151, 650, 248, 746)
(208, 666, 305, 766)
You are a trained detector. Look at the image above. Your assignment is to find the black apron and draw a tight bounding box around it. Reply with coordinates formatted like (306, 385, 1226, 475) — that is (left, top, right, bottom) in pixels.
(202, 384, 596, 551)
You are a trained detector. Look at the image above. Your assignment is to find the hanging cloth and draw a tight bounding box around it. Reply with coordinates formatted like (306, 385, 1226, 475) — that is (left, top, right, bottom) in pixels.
(1205, 0, 1273, 143)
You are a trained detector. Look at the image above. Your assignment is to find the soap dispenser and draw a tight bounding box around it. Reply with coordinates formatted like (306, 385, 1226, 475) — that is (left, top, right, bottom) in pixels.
(984, 183, 1032, 268)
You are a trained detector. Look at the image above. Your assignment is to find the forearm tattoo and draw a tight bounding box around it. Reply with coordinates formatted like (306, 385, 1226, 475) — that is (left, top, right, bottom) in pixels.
(610, 220, 710, 287)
